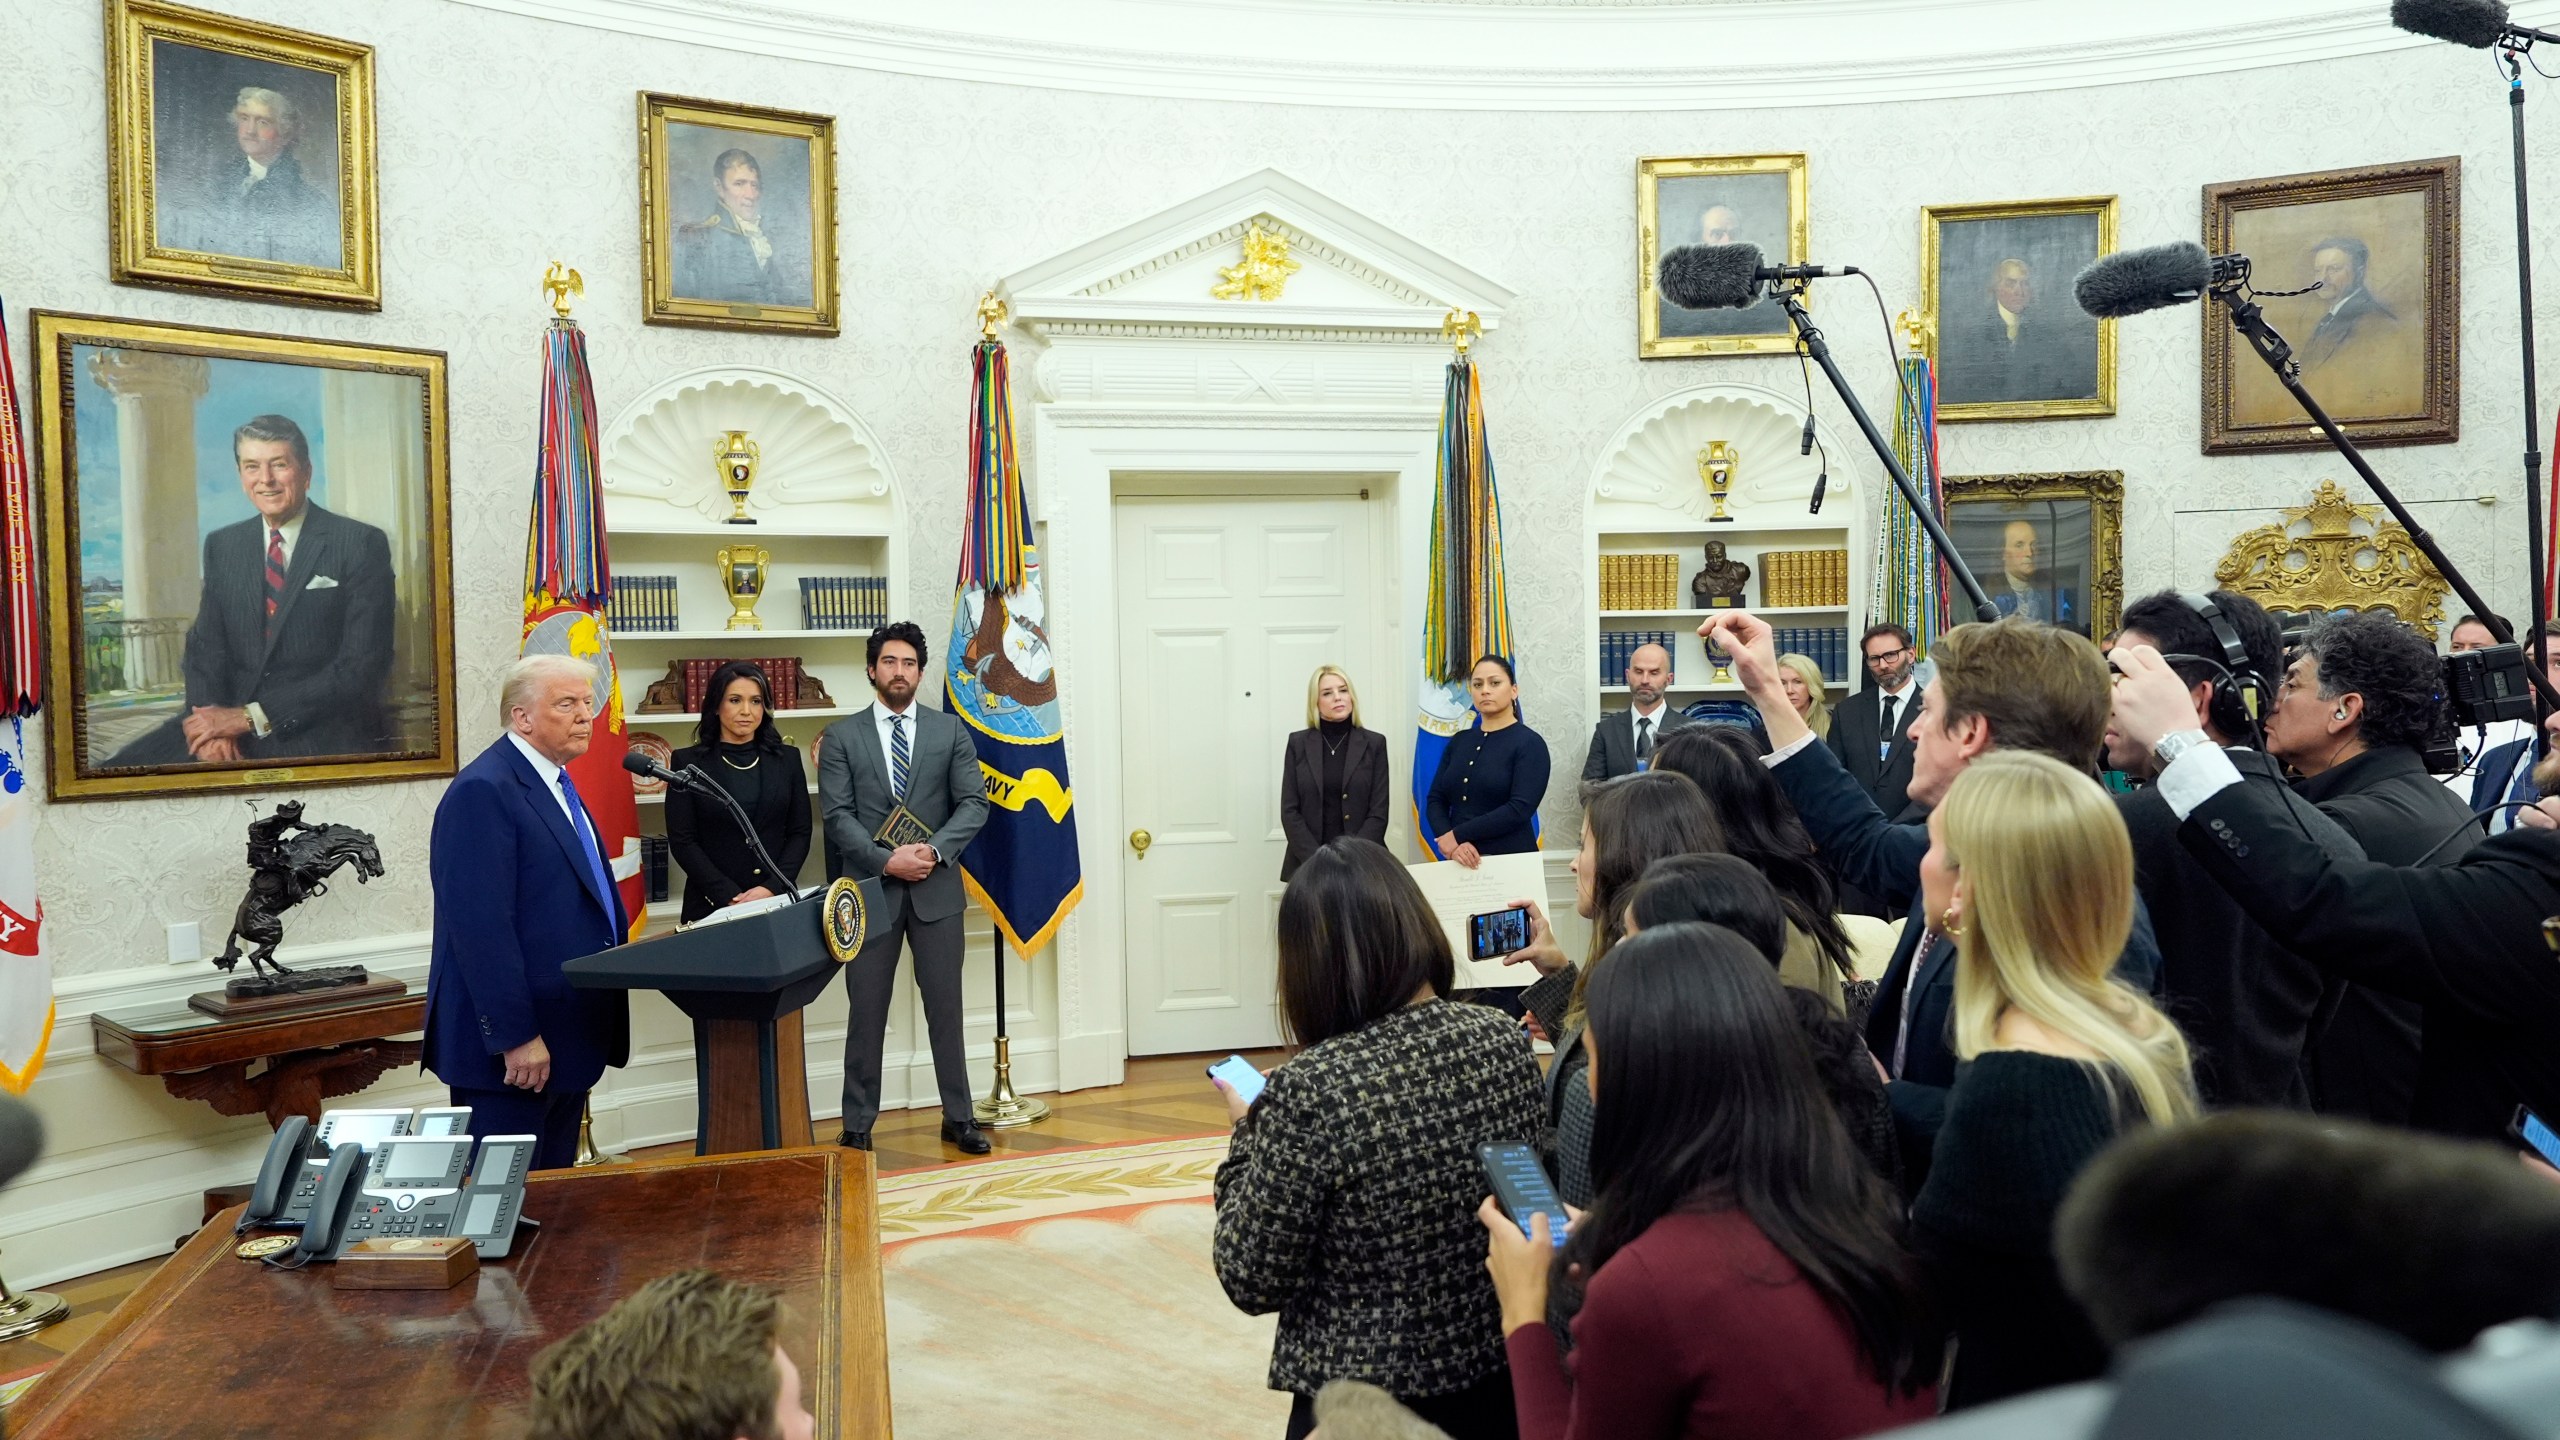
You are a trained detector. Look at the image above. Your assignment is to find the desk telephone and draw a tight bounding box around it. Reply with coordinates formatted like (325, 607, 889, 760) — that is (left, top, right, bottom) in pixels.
(240, 1105, 536, 1262)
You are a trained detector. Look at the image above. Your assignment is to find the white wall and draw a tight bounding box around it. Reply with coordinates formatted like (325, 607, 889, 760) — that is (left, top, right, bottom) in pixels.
(3, 0, 2554, 1279)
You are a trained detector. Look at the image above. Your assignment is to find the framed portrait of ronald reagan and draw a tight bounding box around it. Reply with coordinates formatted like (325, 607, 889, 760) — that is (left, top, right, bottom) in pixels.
(2203, 158, 2460, 454)
(31, 313, 457, 800)
(1923, 196, 2117, 422)
(1638, 153, 1808, 358)
(106, 0, 380, 310)
(638, 92, 840, 336)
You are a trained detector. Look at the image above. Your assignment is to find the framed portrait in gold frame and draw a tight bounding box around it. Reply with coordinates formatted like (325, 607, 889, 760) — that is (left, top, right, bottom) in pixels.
(1940, 470, 2124, 640)
(32, 312, 457, 800)
(639, 92, 840, 336)
(106, 0, 380, 311)
(2202, 158, 2460, 454)
(1637, 153, 1807, 358)
(1923, 196, 2117, 422)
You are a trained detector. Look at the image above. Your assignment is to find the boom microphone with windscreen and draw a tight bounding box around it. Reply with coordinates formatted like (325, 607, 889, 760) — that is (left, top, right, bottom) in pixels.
(1657, 243, 1859, 310)
(2392, 0, 2560, 47)
(2074, 242, 2236, 319)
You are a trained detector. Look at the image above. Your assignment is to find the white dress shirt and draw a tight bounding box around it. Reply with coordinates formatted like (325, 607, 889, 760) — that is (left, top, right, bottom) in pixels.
(508, 732, 582, 834)
(1628, 698, 1669, 752)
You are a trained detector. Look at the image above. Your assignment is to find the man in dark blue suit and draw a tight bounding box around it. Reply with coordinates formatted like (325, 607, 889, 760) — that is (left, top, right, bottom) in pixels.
(1702, 608, 2158, 1182)
(423, 654, 632, 1170)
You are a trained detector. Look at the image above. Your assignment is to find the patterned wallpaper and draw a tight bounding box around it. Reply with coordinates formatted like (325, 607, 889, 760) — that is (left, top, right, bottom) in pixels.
(2, 0, 2548, 977)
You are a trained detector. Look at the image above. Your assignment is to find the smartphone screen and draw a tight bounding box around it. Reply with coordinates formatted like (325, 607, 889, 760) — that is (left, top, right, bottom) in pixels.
(1207, 1054, 1266, 1107)
(1480, 1142, 1570, 1249)
(1469, 907, 1532, 961)
(2515, 1106, 2560, 1169)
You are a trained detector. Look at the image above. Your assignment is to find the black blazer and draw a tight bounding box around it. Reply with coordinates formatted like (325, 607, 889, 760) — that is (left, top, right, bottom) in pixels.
(1278, 727, 1390, 880)
(665, 741, 813, 922)
(181, 504, 396, 758)
(1580, 706, 1694, 782)
(1826, 684, 1923, 820)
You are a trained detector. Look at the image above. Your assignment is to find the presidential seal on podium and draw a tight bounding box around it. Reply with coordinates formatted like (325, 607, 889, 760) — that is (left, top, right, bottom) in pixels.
(822, 876, 870, 964)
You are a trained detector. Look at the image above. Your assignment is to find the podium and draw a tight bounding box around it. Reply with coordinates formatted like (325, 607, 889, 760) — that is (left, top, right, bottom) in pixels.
(564, 881, 877, 1155)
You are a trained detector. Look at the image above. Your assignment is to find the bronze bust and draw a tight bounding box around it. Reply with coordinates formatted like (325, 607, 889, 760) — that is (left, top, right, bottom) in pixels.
(1692, 540, 1752, 608)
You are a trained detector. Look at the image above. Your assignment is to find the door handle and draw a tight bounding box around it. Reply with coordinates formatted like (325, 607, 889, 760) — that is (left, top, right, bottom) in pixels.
(1129, 829, 1152, 859)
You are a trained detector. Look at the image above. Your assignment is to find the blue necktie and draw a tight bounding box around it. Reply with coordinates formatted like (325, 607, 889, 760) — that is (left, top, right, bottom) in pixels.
(557, 771, 615, 926)
(890, 714, 911, 802)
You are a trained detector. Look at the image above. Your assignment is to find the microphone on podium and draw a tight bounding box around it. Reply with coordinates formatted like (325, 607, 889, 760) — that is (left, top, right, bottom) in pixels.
(620, 750, 699, 791)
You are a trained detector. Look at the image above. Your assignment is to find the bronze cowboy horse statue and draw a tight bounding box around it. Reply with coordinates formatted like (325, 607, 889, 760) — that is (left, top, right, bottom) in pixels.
(215, 800, 387, 988)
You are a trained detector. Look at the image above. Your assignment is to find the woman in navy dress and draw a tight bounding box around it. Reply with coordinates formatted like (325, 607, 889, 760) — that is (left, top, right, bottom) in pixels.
(1427, 654, 1552, 867)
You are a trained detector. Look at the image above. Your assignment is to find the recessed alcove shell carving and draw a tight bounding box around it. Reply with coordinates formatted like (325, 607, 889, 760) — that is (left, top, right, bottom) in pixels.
(601, 366, 898, 531)
(1591, 381, 1847, 530)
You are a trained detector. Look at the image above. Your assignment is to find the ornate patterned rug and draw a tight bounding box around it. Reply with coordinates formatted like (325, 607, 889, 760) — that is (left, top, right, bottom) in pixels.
(879, 1135, 1290, 1438)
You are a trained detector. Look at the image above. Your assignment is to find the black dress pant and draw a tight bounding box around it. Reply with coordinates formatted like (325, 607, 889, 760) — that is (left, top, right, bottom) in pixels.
(1282, 1368, 1517, 1440)
(448, 1084, 588, 1172)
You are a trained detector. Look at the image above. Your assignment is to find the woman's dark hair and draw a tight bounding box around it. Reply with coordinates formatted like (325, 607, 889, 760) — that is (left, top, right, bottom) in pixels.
(1569, 770, 1723, 1021)
(1649, 727, 1857, 981)
(1565, 924, 1942, 1394)
(1276, 838, 1453, 1047)
(1626, 854, 1788, 963)
(867, 620, 930, 671)
(692, 660, 786, 752)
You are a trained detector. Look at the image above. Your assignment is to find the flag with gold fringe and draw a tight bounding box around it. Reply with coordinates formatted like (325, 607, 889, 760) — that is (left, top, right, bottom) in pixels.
(0, 300, 45, 1094)
(519, 314, 644, 938)
(1414, 349, 1522, 857)
(945, 337, 1081, 957)
(1881, 347, 1946, 655)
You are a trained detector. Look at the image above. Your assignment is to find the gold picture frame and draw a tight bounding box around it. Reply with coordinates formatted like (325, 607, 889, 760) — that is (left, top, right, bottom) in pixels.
(639, 92, 840, 336)
(2203, 158, 2460, 454)
(2213, 479, 2449, 640)
(1922, 196, 2118, 422)
(33, 312, 457, 800)
(106, 0, 380, 311)
(1637, 153, 1808, 358)
(1940, 471, 2124, 640)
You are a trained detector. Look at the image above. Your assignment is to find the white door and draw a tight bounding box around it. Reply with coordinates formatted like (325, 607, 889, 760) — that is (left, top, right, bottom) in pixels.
(1116, 492, 1378, 1056)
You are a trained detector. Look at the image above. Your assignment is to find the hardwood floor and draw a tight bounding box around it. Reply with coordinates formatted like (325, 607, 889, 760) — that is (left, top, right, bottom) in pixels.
(0, 1049, 1287, 1386)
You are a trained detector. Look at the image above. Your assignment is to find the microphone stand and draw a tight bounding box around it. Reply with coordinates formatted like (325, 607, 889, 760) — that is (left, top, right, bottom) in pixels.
(2214, 283, 2560, 716)
(1773, 287, 1999, 621)
(679, 764, 802, 904)
(2500, 41, 2552, 723)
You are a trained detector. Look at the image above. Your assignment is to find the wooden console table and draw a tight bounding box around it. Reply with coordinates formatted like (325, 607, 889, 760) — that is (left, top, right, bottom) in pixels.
(10, 1146, 892, 1439)
(92, 990, 427, 1129)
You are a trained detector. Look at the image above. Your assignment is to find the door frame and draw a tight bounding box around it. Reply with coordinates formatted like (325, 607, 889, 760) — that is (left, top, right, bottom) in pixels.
(1036, 405, 1442, 1091)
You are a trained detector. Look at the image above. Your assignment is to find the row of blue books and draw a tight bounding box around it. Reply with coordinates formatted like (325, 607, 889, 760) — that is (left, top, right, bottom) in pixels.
(802, 576, 890, 631)
(1598, 629, 1681, 684)
(608, 575, 680, 633)
(1772, 626, 1854, 683)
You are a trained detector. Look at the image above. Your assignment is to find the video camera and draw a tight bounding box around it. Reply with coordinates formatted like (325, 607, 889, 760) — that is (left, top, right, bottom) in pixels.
(2275, 613, 2536, 774)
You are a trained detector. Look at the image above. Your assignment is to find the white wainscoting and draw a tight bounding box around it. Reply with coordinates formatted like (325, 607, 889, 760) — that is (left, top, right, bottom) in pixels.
(1, 915, 1052, 1289)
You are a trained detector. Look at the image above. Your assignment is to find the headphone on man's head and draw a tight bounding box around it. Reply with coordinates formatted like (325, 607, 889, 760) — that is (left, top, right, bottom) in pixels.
(2165, 591, 2273, 745)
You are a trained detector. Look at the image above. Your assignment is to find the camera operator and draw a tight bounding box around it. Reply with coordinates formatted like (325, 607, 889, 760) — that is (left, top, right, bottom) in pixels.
(2110, 643, 2560, 1140)
(2266, 611, 2482, 1127)
(2103, 591, 2363, 1109)
(2470, 620, 2560, 837)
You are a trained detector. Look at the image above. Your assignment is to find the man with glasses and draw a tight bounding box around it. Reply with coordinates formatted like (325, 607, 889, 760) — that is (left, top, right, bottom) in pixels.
(1829, 624, 1926, 823)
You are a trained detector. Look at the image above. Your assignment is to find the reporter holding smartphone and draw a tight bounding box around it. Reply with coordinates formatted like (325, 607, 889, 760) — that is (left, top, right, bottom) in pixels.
(1214, 837, 1546, 1440)
(1478, 924, 1940, 1439)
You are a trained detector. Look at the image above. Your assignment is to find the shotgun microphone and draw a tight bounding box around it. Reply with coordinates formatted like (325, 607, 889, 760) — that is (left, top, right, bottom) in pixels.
(2392, 0, 2560, 47)
(2074, 243, 2254, 319)
(1658, 243, 1861, 310)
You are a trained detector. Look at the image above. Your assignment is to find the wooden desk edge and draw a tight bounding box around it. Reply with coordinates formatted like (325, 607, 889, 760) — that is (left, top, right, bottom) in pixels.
(11, 1204, 244, 1433)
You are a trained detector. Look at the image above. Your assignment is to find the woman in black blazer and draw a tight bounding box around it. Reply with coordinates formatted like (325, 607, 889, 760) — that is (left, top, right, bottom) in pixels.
(1280, 665, 1391, 880)
(665, 660, 813, 922)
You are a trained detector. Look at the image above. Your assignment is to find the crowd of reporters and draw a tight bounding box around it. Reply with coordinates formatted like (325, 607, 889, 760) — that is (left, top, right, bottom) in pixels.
(1209, 593, 2560, 1440)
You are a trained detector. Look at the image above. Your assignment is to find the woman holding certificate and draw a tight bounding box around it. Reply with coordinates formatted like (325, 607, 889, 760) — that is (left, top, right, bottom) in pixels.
(1427, 655, 1552, 867)
(666, 660, 812, 922)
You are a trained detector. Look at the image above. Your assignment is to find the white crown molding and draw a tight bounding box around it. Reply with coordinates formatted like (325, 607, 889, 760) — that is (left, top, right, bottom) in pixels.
(440, 0, 2560, 111)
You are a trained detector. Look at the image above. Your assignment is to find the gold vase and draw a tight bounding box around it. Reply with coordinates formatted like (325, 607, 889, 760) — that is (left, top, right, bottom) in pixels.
(1699, 440, 1738, 523)
(716, 544, 770, 632)
(716, 429, 760, 525)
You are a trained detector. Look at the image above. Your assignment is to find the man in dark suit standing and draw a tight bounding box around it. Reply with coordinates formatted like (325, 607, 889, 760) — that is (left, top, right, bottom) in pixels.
(1828, 624, 1925, 821)
(105, 414, 396, 768)
(421, 654, 632, 1171)
(1582, 642, 1691, 781)
(818, 621, 992, 1156)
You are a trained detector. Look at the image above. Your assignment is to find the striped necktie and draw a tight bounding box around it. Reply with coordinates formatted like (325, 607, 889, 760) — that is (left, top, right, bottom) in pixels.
(890, 713, 911, 802)
(264, 528, 287, 637)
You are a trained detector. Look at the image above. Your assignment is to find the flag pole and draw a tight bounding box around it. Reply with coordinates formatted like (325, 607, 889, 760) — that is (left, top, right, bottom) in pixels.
(0, 1253, 66, 1343)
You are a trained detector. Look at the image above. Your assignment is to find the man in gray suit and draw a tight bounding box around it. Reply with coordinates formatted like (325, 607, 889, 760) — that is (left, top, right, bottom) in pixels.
(1583, 642, 1693, 781)
(817, 621, 992, 1155)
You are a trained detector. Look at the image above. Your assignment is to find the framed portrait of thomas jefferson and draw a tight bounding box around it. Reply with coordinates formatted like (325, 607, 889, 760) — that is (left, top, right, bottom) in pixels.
(639, 92, 839, 336)
(1924, 196, 2117, 422)
(106, 0, 379, 310)
(2204, 158, 2460, 454)
(1638, 153, 1808, 358)
(1941, 471, 2124, 641)
(31, 313, 456, 800)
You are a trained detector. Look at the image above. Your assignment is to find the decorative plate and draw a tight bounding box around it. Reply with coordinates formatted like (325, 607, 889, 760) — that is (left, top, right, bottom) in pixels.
(629, 731, 674, 794)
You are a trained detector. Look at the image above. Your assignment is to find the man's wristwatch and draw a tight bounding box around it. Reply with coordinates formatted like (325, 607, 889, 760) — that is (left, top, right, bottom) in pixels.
(2151, 728, 2214, 770)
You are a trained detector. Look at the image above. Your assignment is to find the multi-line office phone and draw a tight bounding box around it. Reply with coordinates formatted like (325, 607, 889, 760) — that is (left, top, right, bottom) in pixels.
(240, 1104, 537, 1259)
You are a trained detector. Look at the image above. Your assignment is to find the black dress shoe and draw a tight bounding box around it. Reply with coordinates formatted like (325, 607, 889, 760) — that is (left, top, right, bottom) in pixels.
(941, 1118, 992, 1155)
(835, 1130, 872, 1151)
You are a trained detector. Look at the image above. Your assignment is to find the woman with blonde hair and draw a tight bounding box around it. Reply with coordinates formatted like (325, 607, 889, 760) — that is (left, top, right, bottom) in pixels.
(1279, 665, 1390, 881)
(1775, 652, 1833, 741)
(1909, 750, 2195, 1410)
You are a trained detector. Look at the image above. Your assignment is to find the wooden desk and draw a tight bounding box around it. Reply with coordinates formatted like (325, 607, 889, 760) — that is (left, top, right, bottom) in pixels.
(10, 1147, 891, 1439)
(92, 991, 428, 1129)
